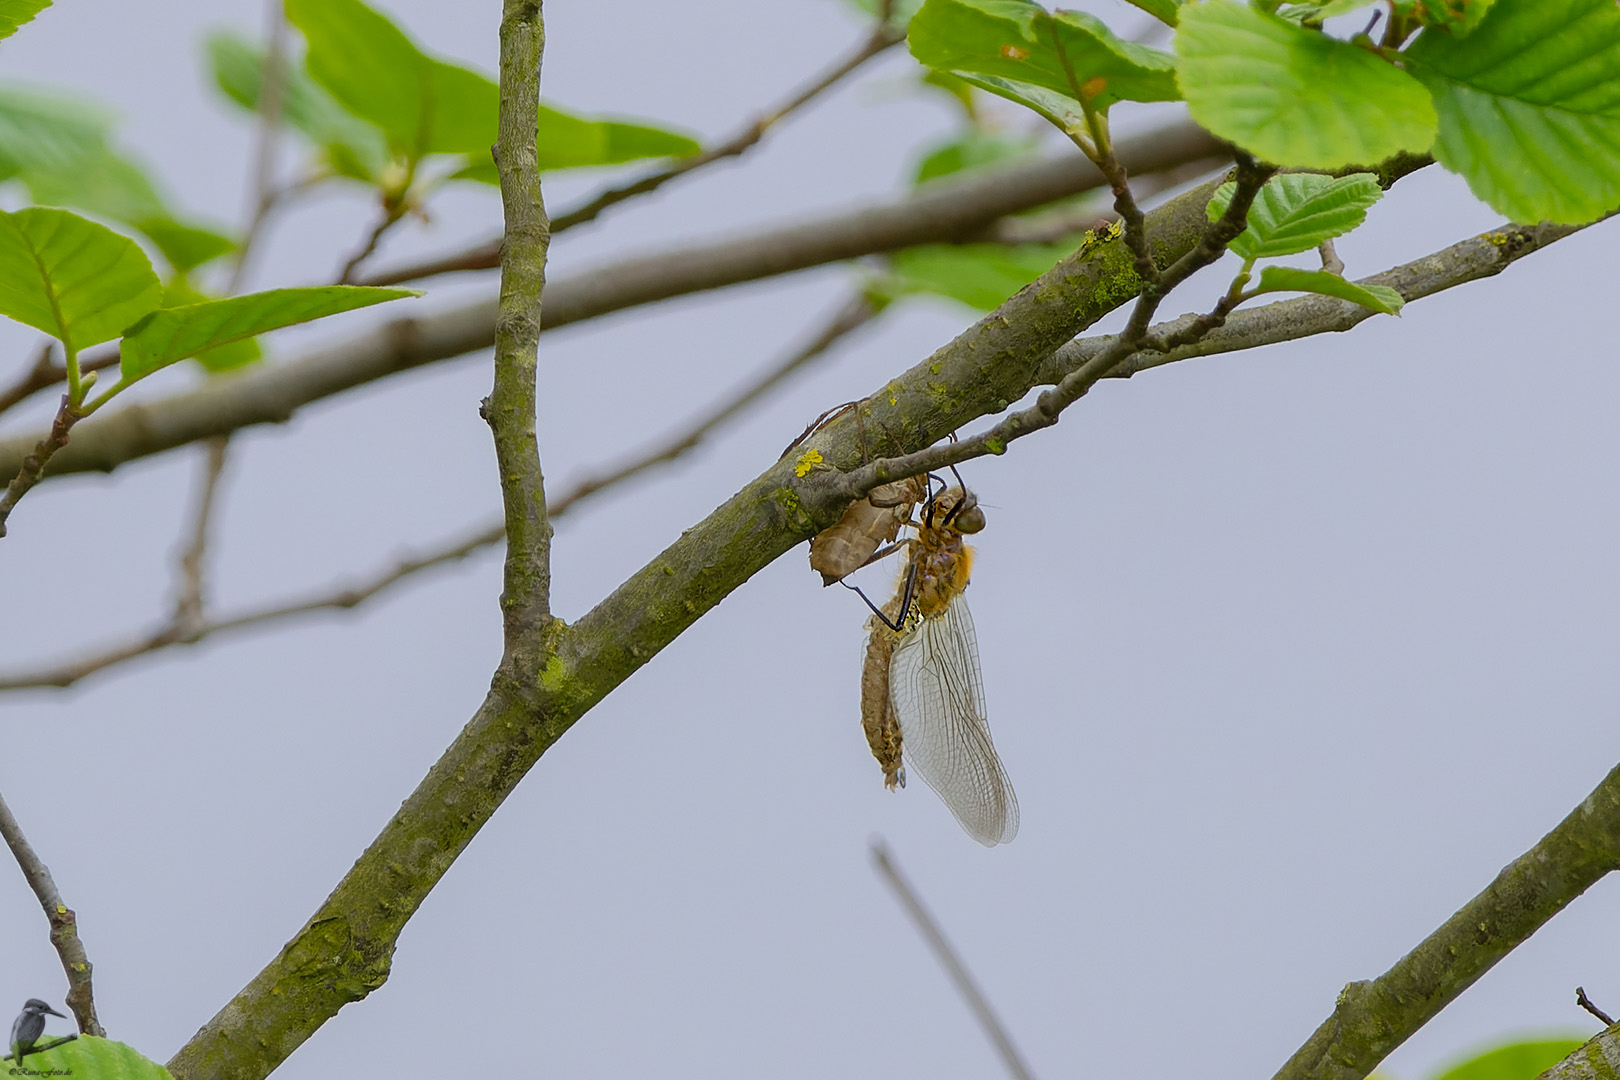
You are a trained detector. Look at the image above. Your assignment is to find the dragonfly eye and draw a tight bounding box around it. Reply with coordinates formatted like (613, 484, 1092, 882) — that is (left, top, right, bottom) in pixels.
(952, 501, 986, 534)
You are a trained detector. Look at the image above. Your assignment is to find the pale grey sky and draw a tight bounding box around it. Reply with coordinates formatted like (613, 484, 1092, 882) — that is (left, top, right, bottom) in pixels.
(0, 2, 1616, 1079)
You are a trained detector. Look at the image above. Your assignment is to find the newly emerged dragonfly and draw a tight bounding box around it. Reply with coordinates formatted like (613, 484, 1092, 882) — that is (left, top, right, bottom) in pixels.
(823, 478, 1019, 847)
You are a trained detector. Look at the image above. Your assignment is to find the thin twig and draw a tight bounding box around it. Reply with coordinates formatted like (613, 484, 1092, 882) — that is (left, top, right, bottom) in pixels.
(1577, 987, 1615, 1027)
(870, 839, 1036, 1080)
(225, 0, 291, 295)
(1318, 238, 1344, 276)
(547, 20, 904, 234)
(0, 295, 880, 689)
(836, 153, 1275, 501)
(173, 437, 231, 633)
(0, 396, 81, 538)
(558, 292, 879, 505)
(0, 521, 502, 691)
(336, 202, 410, 285)
(0, 786, 104, 1037)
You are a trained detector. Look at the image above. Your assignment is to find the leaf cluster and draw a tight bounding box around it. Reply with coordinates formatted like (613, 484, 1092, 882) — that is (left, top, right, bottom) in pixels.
(903, 0, 1620, 227)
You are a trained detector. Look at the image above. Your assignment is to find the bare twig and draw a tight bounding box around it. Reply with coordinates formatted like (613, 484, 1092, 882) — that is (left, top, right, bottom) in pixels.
(0, 786, 104, 1037)
(0, 294, 880, 690)
(559, 291, 879, 505)
(337, 202, 412, 285)
(0, 521, 502, 691)
(173, 437, 231, 632)
(871, 839, 1037, 1080)
(225, 0, 291, 295)
(1577, 987, 1615, 1027)
(547, 20, 904, 234)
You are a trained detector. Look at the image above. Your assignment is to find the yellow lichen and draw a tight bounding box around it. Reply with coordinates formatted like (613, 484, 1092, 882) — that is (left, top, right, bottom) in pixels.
(793, 448, 824, 477)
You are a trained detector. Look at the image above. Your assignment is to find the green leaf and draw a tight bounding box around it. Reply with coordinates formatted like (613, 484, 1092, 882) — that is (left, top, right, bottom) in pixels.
(285, 0, 495, 160)
(908, 0, 1180, 111)
(1414, 0, 1496, 34)
(1176, 0, 1437, 168)
(0, 85, 111, 184)
(1122, 0, 1180, 26)
(1405, 0, 1620, 225)
(120, 285, 419, 382)
(204, 30, 390, 182)
(884, 241, 1073, 310)
(1206, 172, 1384, 260)
(0, 208, 159, 352)
(1251, 266, 1404, 314)
(19, 144, 237, 272)
(159, 279, 263, 373)
(1428, 1038, 1588, 1080)
(951, 72, 1087, 131)
(134, 218, 237, 275)
(453, 104, 700, 180)
(0, 0, 49, 41)
(913, 130, 1040, 186)
(12, 1035, 173, 1080)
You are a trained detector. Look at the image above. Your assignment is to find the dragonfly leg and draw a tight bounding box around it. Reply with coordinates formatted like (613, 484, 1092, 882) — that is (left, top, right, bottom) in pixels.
(841, 553, 919, 633)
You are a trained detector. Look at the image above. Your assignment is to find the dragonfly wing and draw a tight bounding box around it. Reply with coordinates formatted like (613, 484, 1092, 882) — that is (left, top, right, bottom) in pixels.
(889, 596, 1019, 845)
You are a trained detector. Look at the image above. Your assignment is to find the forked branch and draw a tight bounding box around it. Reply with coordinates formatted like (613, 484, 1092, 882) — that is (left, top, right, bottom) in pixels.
(0, 786, 104, 1037)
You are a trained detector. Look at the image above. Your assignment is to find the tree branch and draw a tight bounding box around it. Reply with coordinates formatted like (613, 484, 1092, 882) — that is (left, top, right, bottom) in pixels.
(1271, 760, 1620, 1080)
(1540, 1021, 1620, 1080)
(358, 121, 1220, 286)
(164, 155, 1443, 1080)
(0, 785, 104, 1037)
(6, 203, 1567, 696)
(0, 122, 1226, 485)
(0, 293, 879, 692)
(486, 0, 553, 633)
(871, 840, 1037, 1080)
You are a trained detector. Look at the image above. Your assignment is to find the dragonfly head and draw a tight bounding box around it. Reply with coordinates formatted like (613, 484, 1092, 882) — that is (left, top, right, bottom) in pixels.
(926, 486, 985, 534)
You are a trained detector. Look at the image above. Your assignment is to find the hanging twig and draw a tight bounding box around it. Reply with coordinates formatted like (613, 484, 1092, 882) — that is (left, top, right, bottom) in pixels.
(870, 839, 1037, 1080)
(0, 786, 104, 1037)
(225, 0, 292, 295)
(173, 437, 232, 633)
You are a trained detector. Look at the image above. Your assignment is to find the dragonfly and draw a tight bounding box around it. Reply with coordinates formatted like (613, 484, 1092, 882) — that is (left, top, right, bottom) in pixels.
(821, 476, 1019, 847)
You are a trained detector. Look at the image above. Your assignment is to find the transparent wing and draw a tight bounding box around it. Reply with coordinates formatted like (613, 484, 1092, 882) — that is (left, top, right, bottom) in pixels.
(889, 596, 1019, 845)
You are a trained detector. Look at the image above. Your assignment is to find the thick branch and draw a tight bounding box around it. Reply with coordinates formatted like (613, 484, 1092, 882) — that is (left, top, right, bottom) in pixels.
(0, 787, 104, 1037)
(1541, 1022, 1620, 1080)
(0, 121, 1223, 484)
(487, 0, 553, 632)
(1272, 760, 1620, 1080)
